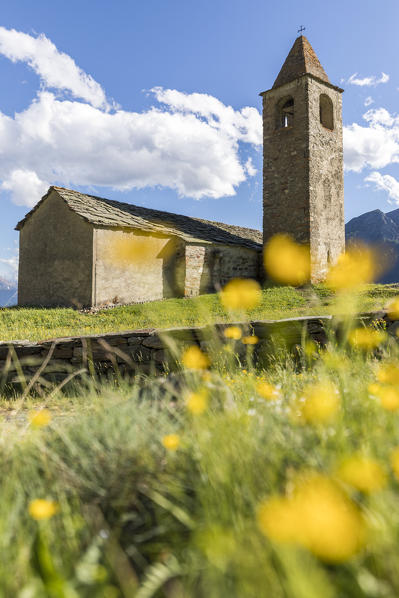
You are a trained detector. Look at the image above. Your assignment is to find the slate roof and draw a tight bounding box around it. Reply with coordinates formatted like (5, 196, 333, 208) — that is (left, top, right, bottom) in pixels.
(16, 186, 263, 251)
(260, 36, 343, 94)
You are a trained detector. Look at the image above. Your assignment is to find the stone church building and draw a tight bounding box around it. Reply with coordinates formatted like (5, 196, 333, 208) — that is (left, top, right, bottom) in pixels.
(16, 35, 344, 308)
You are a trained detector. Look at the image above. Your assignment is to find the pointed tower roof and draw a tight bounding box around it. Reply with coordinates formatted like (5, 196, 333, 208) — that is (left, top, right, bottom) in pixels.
(272, 36, 330, 89)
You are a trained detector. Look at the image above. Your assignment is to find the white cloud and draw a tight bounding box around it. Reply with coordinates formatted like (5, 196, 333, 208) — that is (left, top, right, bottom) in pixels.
(245, 157, 257, 177)
(0, 89, 261, 205)
(344, 108, 399, 172)
(1, 169, 48, 207)
(0, 27, 262, 208)
(0, 27, 109, 109)
(347, 72, 390, 87)
(364, 96, 374, 107)
(151, 87, 262, 145)
(365, 171, 399, 204)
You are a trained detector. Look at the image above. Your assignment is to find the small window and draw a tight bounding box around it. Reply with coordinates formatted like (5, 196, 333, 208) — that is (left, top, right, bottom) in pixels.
(320, 94, 334, 130)
(276, 97, 294, 129)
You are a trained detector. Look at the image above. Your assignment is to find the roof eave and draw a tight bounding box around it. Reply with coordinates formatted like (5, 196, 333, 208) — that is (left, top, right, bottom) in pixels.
(259, 72, 344, 96)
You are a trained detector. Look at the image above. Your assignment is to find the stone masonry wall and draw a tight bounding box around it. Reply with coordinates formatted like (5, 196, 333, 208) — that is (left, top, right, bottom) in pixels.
(94, 229, 183, 306)
(307, 78, 345, 281)
(184, 244, 261, 297)
(0, 313, 390, 390)
(262, 77, 310, 245)
(18, 190, 94, 308)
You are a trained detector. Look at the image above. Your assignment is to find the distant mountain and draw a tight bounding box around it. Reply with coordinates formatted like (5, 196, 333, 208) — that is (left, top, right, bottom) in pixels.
(0, 278, 17, 307)
(345, 208, 399, 283)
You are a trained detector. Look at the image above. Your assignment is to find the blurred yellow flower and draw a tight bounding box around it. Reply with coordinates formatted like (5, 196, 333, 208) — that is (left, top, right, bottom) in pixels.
(376, 363, 399, 385)
(386, 296, 399, 320)
(348, 327, 386, 350)
(107, 235, 157, 265)
(29, 499, 58, 521)
(181, 346, 210, 370)
(390, 447, 399, 481)
(29, 409, 51, 428)
(256, 381, 279, 401)
(223, 326, 242, 340)
(263, 234, 310, 286)
(297, 382, 340, 424)
(258, 473, 366, 562)
(257, 496, 298, 544)
(242, 335, 259, 345)
(186, 389, 209, 415)
(337, 455, 386, 493)
(220, 278, 261, 311)
(325, 246, 376, 291)
(162, 434, 180, 451)
(368, 383, 399, 411)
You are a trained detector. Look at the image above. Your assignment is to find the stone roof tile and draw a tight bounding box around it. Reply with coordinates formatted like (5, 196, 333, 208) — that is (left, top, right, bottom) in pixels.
(16, 186, 262, 251)
(273, 35, 330, 89)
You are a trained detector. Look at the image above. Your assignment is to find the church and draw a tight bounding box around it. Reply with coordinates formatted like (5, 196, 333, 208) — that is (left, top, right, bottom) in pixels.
(16, 35, 345, 308)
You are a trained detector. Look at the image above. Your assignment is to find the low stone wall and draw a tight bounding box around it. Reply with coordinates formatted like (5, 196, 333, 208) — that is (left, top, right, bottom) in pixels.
(0, 312, 390, 391)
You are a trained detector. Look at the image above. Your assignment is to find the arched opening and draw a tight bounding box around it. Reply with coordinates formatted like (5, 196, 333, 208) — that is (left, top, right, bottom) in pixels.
(276, 97, 294, 129)
(319, 94, 334, 130)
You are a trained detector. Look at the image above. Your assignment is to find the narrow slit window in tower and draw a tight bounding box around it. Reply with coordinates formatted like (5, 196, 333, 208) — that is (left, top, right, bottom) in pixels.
(320, 94, 334, 130)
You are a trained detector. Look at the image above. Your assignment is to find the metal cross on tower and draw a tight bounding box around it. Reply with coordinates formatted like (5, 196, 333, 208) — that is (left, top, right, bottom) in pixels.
(297, 25, 306, 34)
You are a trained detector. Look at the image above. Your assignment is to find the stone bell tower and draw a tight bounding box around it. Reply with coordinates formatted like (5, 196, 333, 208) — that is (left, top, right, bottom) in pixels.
(260, 35, 345, 282)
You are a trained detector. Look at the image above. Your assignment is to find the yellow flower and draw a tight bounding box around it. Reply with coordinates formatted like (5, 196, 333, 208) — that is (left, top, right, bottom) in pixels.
(162, 434, 180, 451)
(220, 278, 261, 311)
(337, 455, 386, 493)
(107, 235, 160, 265)
(326, 245, 376, 291)
(368, 383, 399, 411)
(376, 363, 399, 385)
(29, 409, 51, 428)
(29, 499, 58, 521)
(256, 381, 279, 401)
(263, 234, 310, 286)
(223, 326, 242, 340)
(258, 473, 366, 562)
(242, 335, 259, 345)
(386, 296, 399, 320)
(296, 382, 340, 424)
(390, 447, 399, 481)
(257, 496, 299, 544)
(186, 389, 209, 415)
(348, 327, 386, 350)
(181, 346, 210, 370)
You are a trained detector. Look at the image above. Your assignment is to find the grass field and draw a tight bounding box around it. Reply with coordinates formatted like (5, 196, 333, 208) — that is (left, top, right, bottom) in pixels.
(3, 318, 399, 596)
(1, 283, 399, 342)
(3, 263, 399, 595)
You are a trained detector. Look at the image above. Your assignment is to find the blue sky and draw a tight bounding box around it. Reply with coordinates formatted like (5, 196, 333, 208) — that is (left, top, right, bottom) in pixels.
(1, 0, 399, 281)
